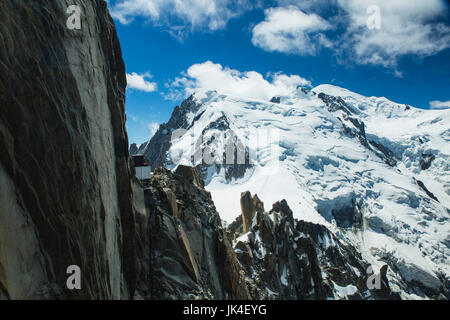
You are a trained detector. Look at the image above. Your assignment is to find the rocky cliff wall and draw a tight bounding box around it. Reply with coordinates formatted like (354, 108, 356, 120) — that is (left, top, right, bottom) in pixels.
(140, 166, 250, 299)
(0, 0, 144, 299)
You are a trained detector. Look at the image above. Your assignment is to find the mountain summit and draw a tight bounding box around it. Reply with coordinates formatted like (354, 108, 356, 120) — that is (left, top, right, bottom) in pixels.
(136, 85, 450, 299)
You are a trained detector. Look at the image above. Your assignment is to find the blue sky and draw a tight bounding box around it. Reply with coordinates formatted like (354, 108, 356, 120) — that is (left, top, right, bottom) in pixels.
(105, 0, 450, 145)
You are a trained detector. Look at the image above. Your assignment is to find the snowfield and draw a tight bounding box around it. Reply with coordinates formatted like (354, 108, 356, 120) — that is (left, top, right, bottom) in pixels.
(140, 84, 449, 299)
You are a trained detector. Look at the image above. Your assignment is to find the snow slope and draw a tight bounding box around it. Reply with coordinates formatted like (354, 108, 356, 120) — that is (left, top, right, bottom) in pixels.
(140, 84, 450, 298)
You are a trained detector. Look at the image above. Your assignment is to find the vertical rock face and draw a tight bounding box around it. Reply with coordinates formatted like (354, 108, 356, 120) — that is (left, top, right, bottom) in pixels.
(240, 192, 264, 233)
(0, 0, 143, 299)
(240, 191, 255, 233)
(140, 166, 250, 299)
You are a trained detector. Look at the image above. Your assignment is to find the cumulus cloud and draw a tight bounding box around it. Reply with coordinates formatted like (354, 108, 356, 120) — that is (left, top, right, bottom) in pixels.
(429, 100, 450, 110)
(127, 113, 138, 122)
(148, 121, 160, 138)
(338, 0, 450, 68)
(110, 0, 252, 33)
(252, 1, 450, 69)
(252, 6, 332, 56)
(126, 72, 158, 92)
(165, 60, 311, 101)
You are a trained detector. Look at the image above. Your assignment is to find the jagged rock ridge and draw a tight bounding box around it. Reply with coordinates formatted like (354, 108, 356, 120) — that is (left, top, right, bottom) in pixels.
(137, 168, 407, 299)
(136, 166, 250, 299)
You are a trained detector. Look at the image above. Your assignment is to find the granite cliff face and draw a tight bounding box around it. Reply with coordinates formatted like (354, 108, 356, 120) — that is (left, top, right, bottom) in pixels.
(0, 0, 145, 299)
(137, 166, 250, 299)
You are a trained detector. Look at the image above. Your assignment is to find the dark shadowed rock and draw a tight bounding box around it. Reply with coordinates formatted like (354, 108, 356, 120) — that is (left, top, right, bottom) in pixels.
(241, 191, 255, 233)
(240, 192, 264, 233)
(141, 167, 250, 299)
(420, 153, 435, 170)
(416, 179, 439, 202)
(270, 97, 281, 104)
(175, 165, 205, 189)
(0, 0, 145, 299)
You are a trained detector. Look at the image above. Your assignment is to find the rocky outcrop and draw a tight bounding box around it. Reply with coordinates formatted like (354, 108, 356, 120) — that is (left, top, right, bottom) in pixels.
(416, 179, 440, 203)
(318, 92, 356, 115)
(0, 0, 144, 299)
(139, 166, 250, 299)
(318, 91, 398, 167)
(129, 143, 139, 155)
(229, 192, 401, 300)
(420, 153, 435, 171)
(240, 191, 264, 233)
(270, 97, 281, 104)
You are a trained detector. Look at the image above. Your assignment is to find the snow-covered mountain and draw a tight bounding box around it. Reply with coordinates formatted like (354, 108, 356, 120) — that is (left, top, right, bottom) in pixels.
(136, 84, 449, 299)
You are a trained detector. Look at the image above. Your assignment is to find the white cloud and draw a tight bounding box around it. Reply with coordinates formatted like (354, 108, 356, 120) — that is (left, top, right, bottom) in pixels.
(337, 0, 450, 68)
(127, 113, 138, 122)
(166, 60, 311, 101)
(252, 6, 332, 56)
(393, 70, 403, 78)
(148, 121, 160, 138)
(252, 1, 450, 69)
(110, 0, 252, 33)
(275, 0, 331, 12)
(126, 72, 158, 92)
(429, 100, 450, 110)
